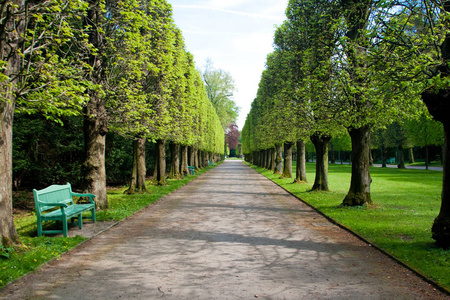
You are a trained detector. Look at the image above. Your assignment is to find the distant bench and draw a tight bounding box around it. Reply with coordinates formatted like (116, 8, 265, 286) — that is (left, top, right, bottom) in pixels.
(188, 166, 195, 175)
(33, 183, 96, 237)
(387, 157, 396, 164)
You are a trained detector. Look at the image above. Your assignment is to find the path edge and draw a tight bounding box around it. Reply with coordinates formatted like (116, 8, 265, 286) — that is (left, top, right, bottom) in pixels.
(244, 161, 450, 296)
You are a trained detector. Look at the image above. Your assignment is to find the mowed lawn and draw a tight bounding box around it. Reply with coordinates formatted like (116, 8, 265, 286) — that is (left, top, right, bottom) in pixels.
(249, 162, 450, 292)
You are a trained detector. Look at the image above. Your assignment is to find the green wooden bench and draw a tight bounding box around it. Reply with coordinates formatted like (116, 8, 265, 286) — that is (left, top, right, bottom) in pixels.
(387, 157, 396, 164)
(188, 166, 195, 175)
(208, 161, 213, 166)
(33, 183, 96, 237)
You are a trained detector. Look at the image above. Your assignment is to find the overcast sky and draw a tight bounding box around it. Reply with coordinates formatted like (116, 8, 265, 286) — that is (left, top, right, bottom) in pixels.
(169, 0, 288, 130)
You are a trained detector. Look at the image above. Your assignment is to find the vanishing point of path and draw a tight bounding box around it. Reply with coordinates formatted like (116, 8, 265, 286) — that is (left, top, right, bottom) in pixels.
(1, 160, 447, 299)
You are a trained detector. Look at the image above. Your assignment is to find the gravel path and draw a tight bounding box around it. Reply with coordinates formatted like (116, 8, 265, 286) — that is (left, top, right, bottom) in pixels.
(1, 160, 447, 299)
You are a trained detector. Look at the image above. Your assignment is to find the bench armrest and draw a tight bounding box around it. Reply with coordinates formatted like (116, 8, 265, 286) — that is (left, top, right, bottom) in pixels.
(37, 201, 69, 208)
(72, 192, 96, 204)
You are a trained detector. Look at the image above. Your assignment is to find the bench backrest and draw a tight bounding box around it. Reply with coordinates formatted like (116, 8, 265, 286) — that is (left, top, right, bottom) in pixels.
(33, 183, 74, 213)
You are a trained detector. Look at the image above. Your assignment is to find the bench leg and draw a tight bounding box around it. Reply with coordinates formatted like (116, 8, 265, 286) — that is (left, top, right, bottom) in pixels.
(37, 218, 43, 237)
(91, 208, 96, 222)
(78, 214, 83, 229)
(62, 215, 68, 237)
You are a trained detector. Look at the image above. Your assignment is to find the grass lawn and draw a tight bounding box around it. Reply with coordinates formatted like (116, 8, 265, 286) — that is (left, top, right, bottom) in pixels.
(0, 164, 218, 288)
(407, 161, 443, 168)
(249, 162, 450, 292)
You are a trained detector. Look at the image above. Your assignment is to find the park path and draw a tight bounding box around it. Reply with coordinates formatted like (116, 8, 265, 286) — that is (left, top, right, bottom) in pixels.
(1, 160, 446, 299)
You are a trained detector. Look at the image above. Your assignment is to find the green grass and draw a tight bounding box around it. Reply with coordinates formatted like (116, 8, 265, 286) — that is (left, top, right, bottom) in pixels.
(249, 162, 450, 292)
(1, 164, 217, 288)
(407, 161, 443, 168)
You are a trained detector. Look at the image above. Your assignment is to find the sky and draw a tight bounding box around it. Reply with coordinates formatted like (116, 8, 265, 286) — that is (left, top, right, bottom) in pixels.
(169, 0, 288, 130)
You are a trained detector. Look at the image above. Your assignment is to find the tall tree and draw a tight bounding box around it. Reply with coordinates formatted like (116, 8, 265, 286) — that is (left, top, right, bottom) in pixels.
(369, 0, 450, 247)
(384, 121, 413, 169)
(407, 110, 444, 170)
(225, 123, 240, 156)
(0, 0, 90, 246)
(274, 0, 341, 190)
(202, 59, 239, 130)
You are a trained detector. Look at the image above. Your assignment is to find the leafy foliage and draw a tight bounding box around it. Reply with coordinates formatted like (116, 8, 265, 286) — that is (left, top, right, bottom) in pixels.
(202, 59, 240, 130)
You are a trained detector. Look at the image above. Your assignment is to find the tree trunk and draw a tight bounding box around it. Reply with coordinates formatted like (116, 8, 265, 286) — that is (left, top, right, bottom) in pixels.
(397, 144, 405, 169)
(181, 145, 189, 175)
(83, 1, 108, 209)
(342, 126, 372, 206)
(425, 145, 429, 170)
(168, 141, 181, 179)
(409, 148, 415, 164)
(422, 88, 450, 248)
(0, 0, 23, 246)
(156, 139, 167, 185)
(83, 96, 108, 209)
(124, 140, 138, 194)
(270, 147, 276, 172)
(124, 138, 147, 194)
(294, 140, 307, 183)
(274, 144, 283, 175)
(136, 138, 147, 192)
(197, 149, 203, 169)
(0, 90, 20, 247)
(265, 149, 271, 169)
(188, 146, 195, 167)
(310, 133, 330, 191)
(432, 124, 450, 248)
(194, 147, 199, 169)
(330, 141, 336, 164)
(280, 142, 294, 179)
(382, 146, 387, 167)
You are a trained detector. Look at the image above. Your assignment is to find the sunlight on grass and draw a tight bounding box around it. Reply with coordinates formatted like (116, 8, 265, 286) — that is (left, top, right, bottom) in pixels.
(249, 162, 449, 291)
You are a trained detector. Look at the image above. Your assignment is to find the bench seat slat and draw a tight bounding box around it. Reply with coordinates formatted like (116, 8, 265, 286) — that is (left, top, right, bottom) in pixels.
(41, 204, 95, 220)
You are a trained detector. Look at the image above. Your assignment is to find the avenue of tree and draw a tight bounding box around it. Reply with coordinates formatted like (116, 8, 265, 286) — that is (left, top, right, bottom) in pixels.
(0, 0, 226, 247)
(242, 0, 450, 248)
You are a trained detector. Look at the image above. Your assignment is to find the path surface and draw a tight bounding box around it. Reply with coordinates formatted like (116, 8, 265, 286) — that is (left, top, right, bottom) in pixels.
(1, 160, 447, 299)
